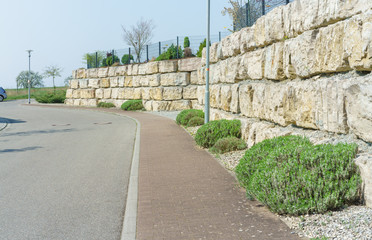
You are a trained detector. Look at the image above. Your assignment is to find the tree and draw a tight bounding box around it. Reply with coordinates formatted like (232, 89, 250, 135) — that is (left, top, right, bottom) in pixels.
(16, 71, 44, 89)
(184, 37, 190, 48)
(122, 18, 155, 63)
(43, 65, 62, 93)
(83, 51, 105, 68)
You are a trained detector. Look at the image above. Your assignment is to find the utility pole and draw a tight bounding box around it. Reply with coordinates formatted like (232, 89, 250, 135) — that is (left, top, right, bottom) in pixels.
(204, 0, 210, 123)
(26, 50, 33, 104)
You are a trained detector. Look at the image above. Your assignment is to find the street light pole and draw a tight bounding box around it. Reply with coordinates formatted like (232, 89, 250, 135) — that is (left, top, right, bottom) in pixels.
(204, 0, 210, 124)
(26, 50, 33, 104)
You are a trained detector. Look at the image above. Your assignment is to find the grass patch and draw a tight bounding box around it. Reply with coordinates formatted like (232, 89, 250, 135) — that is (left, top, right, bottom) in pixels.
(176, 109, 204, 126)
(210, 137, 247, 154)
(195, 119, 241, 148)
(235, 135, 361, 215)
(121, 100, 144, 111)
(4, 87, 67, 101)
(97, 102, 116, 108)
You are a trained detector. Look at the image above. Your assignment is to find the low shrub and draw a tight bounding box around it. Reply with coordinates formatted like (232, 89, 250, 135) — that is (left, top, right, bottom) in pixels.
(34, 90, 66, 103)
(121, 100, 144, 111)
(156, 44, 183, 61)
(196, 39, 211, 58)
(187, 116, 204, 127)
(97, 102, 115, 108)
(210, 137, 247, 154)
(235, 135, 361, 215)
(176, 109, 204, 126)
(195, 119, 241, 148)
(121, 54, 134, 64)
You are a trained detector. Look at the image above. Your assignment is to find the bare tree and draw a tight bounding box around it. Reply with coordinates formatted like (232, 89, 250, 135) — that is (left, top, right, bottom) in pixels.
(122, 18, 155, 63)
(43, 65, 62, 93)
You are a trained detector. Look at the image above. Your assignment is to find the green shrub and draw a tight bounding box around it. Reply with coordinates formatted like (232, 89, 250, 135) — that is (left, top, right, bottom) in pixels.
(196, 39, 211, 58)
(184, 37, 190, 48)
(101, 57, 107, 67)
(34, 90, 66, 103)
(121, 54, 134, 64)
(187, 116, 204, 127)
(97, 102, 115, 108)
(210, 137, 247, 154)
(156, 44, 183, 61)
(176, 109, 204, 126)
(235, 135, 361, 215)
(195, 119, 241, 148)
(106, 55, 120, 66)
(121, 100, 144, 111)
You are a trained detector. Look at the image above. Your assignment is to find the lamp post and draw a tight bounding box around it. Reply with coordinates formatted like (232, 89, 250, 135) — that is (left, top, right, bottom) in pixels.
(26, 50, 33, 104)
(204, 0, 210, 124)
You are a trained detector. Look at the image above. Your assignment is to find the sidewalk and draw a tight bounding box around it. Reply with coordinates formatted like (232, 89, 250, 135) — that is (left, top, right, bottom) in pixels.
(123, 111, 300, 240)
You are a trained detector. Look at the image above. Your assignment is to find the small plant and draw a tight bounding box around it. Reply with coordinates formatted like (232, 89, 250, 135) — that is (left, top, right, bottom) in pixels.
(121, 100, 144, 111)
(196, 39, 211, 58)
(156, 44, 183, 61)
(235, 135, 361, 216)
(97, 102, 115, 108)
(210, 137, 247, 154)
(106, 55, 120, 66)
(183, 36, 190, 48)
(195, 119, 241, 148)
(34, 90, 66, 103)
(121, 54, 134, 65)
(187, 116, 204, 127)
(176, 109, 204, 126)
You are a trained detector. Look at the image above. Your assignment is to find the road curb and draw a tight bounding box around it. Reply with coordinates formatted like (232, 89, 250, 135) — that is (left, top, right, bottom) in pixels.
(120, 115, 140, 240)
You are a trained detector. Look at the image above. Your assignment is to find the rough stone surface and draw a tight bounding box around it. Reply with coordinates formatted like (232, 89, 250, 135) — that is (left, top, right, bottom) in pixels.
(163, 87, 182, 100)
(159, 61, 178, 73)
(88, 79, 100, 89)
(160, 72, 190, 86)
(100, 78, 110, 88)
(355, 154, 372, 208)
(182, 85, 198, 100)
(70, 80, 79, 89)
(178, 58, 201, 72)
(98, 68, 108, 78)
(81, 89, 95, 99)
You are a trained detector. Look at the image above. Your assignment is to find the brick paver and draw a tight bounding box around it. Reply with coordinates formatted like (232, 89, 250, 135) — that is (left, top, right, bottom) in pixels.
(123, 112, 300, 240)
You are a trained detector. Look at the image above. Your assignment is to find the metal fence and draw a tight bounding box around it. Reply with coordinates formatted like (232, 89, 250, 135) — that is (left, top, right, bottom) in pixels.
(234, 0, 294, 31)
(86, 32, 230, 69)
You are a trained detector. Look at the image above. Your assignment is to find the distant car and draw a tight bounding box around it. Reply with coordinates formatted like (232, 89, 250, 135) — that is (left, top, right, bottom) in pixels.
(0, 87, 7, 102)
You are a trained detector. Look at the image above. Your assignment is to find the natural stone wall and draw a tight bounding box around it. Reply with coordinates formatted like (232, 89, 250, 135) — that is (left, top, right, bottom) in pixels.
(66, 0, 372, 207)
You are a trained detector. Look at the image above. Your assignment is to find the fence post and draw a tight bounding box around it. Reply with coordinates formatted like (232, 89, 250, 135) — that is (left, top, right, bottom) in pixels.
(177, 36, 179, 59)
(146, 45, 149, 62)
(96, 52, 98, 68)
(159, 42, 161, 56)
(129, 48, 131, 63)
(286, 0, 289, 4)
(112, 49, 115, 65)
(219, 32, 221, 41)
(262, 0, 265, 15)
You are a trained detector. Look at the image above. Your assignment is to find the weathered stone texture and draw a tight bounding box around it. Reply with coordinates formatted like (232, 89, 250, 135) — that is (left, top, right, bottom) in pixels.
(163, 87, 183, 100)
(160, 72, 190, 86)
(159, 61, 178, 73)
(70, 80, 79, 89)
(98, 68, 108, 78)
(139, 62, 159, 75)
(103, 89, 111, 99)
(178, 58, 201, 72)
(355, 155, 372, 208)
(88, 79, 100, 89)
(81, 89, 95, 99)
(183, 86, 198, 100)
(110, 77, 119, 88)
(100, 78, 110, 88)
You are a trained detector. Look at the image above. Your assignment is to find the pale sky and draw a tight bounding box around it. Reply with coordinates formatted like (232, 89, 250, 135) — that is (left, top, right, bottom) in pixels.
(0, 0, 231, 89)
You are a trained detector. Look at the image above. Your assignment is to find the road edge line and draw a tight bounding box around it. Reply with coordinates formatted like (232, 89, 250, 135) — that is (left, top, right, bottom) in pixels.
(120, 115, 140, 240)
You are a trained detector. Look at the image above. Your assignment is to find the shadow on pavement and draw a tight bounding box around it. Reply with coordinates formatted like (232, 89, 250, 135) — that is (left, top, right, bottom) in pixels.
(0, 146, 42, 153)
(0, 128, 75, 137)
(0, 117, 26, 124)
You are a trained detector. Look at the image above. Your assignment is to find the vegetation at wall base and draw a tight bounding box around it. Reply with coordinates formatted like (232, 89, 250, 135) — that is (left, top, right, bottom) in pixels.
(186, 116, 204, 127)
(235, 135, 361, 216)
(210, 137, 247, 154)
(176, 109, 204, 126)
(121, 100, 144, 111)
(34, 90, 66, 103)
(97, 102, 116, 108)
(195, 119, 241, 148)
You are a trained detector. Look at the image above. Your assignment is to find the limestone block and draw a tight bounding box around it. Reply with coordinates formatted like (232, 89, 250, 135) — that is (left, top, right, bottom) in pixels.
(230, 84, 240, 114)
(77, 68, 86, 79)
(160, 72, 190, 86)
(100, 78, 110, 88)
(265, 6, 285, 44)
(113, 100, 125, 108)
(247, 122, 276, 148)
(159, 61, 178, 73)
(190, 71, 199, 85)
(79, 79, 88, 89)
(178, 58, 201, 72)
(220, 85, 232, 112)
(197, 86, 205, 105)
(143, 100, 153, 111)
(168, 100, 191, 111)
(65, 99, 73, 105)
(210, 108, 235, 121)
(139, 76, 149, 87)
(191, 100, 203, 110)
(98, 68, 108, 78)
(210, 42, 219, 63)
(345, 83, 372, 142)
(118, 76, 125, 87)
(115, 66, 127, 76)
(124, 88, 142, 100)
(163, 87, 182, 100)
(88, 79, 100, 88)
(132, 76, 141, 87)
(95, 89, 103, 99)
(355, 154, 372, 208)
(111, 88, 119, 99)
(133, 88, 142, 99)
(220, 35, 232, 60)
(345, 12, 372, 71)
(70, 80, 79, 89)
(103, 89, 111, 99)
(239, 27, 256, 54)
(118, 88, 125, 99)
(183, 85, 198, 99)
(197, 68, 206, 85)
(145, 62, 159, 74)
(141, 88, 150, 100)
(127, 64, 139, 76)
(225, 56, 241, 83)
(72, 70, 77, 79)
(238, 49, 265, 80)
(253, 16, 266, 47)
(72, 89, 80, 99)
(264, 42, 285, 80)
(81, 89, 95, 99)
(148, 74, 161, 87)
(150, 88, 163, 101)
(230, 31, 242, 57)
(87, 68, 98, 78)
(210, 85, 221, 108)
(110, 77, 119, 88)
(66, 89, 73, 98)
(152, 101, 169, 111)
(73, 99, 81, 106)
(108, 67, 116, 77)
(81, 99, 97, 107)
(138, 64, 147, 75)
(124, 76, 133, 87)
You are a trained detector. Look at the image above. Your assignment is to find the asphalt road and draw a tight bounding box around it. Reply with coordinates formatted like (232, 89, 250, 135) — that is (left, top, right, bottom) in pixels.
(0, 100, 136, 240)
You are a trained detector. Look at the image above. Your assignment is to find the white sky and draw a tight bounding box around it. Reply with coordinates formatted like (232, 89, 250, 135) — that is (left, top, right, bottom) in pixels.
(0, 0, 231, 89)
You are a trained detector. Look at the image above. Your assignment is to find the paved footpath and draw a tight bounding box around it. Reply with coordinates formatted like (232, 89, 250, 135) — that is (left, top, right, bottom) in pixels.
(122, 111, 300, 240)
